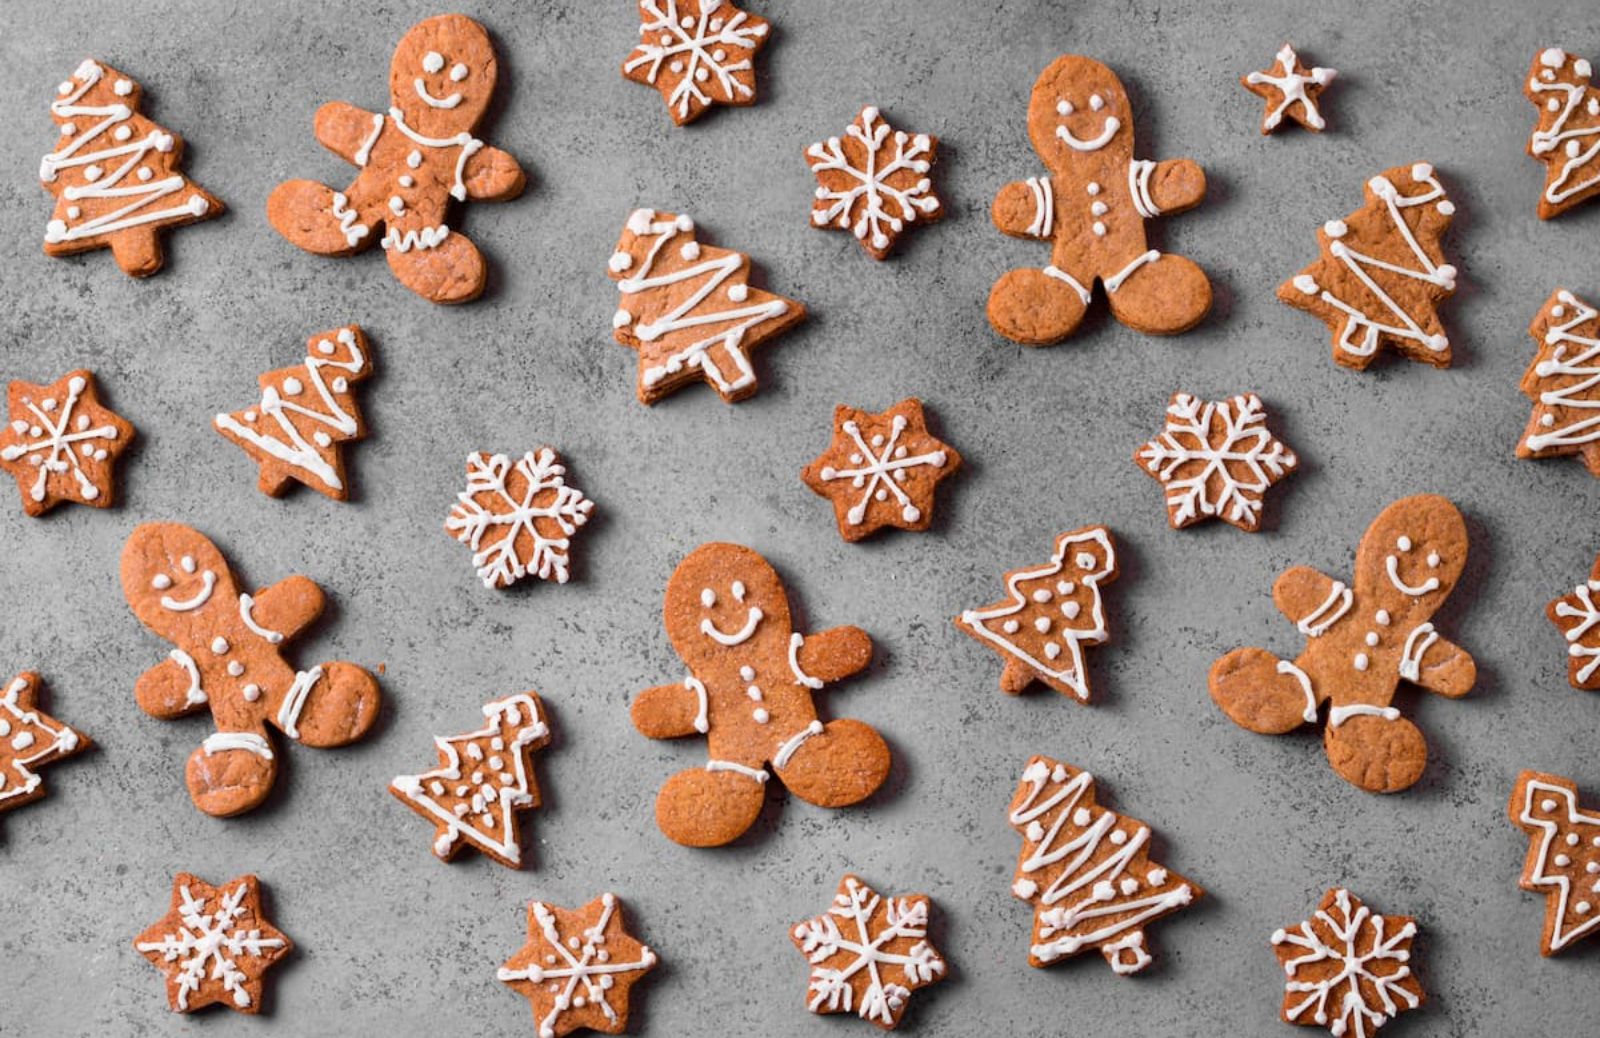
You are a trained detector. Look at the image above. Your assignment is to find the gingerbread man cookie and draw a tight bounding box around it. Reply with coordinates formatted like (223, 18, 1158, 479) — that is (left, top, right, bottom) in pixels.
(1209, 495, 1475, 793)
(1525, 48, 1600, 219)
(267, 15, 525, 304)
(0, 369, 134, 516)
(120, 523, 381, 816)
(988, 55, 1211, 345)
(631, 543, 891, 847)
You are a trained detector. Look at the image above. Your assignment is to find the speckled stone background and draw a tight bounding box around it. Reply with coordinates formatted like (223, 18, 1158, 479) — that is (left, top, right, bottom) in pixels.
(2, 0, 1599, 1034)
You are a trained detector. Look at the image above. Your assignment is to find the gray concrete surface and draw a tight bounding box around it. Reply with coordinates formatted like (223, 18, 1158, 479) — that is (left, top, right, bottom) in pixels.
(2, 0, 1599, 1034)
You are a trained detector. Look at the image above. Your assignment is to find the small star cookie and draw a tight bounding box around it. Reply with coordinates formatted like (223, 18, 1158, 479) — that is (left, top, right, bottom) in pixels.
(498, 893, 659, 1038)
(805, 106, 943, 260)
(1271, 888, 1422, 1035)
(134, 872, 292, 1014)
(0, 369, 134, 516)
(801, 398, 961, 541)
(1242, 44, 1337, 134)
(1135, 392, 1298, 532)
(622, 0, 772, 125)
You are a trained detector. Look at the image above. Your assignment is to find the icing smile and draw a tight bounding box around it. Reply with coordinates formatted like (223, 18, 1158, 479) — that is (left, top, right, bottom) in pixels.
(413, 79, 462, 109)
(1386, 556, 1439, 597)
(1056, 116, 1120, 152)
(160, 570, 216, 612)
(701, 607, 764, 646)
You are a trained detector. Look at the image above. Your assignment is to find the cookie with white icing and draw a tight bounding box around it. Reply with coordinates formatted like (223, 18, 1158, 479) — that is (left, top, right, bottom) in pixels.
(1272, 889, 1422, 1034)
(498, 893, 658, 1037)
(1241, 44, 1337, 134)
(134, 872, 292, 1014)
(622, 0, 772, 125)
(801, 398, 961, 541)
(1508, 770, 1600, 954)
(1525, 48, 1600, 219)
(0, 369, 134, 516)
(1517, 288, 1600, 476)
(0, 672, 90, 820)
(805, 106, 943, 260)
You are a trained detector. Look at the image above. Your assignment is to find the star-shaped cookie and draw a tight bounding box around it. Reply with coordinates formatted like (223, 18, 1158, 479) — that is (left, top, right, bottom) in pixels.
(134, 872, 292, 1014)
(1271, 888, 1422, 1036)
(622, 0, 772, 125)
(805, 106, 943, 260)
(0, 671, 90, 817)
(1135, 392, 1298, 532)
(1242, 44, 1337, 134)
(801, 398, 961, 541)
(498, 893, 659, 1038)
(0, 369, 134, 516)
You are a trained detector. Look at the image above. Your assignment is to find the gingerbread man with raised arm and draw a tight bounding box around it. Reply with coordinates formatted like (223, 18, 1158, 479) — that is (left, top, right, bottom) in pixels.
(1209, 495, 1475, 793)
(989, 55, 1211, 345)
(121, 523, 381, 816)
(267, 14, 524, 304)
(631, 543, 891, 847)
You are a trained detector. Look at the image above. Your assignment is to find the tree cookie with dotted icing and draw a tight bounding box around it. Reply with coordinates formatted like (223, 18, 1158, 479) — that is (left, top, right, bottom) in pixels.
(1516, 288, 1600, 476)
(0, 369, 134, 516)
(801, 398, 961, 541)
(1525, 48, 1600, 219)
(1508, 770, 1600, 954)
(0, 672, 90, 820)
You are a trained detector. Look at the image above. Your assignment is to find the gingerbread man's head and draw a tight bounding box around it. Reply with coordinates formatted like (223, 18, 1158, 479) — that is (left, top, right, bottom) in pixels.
(1026, 55, 1134, 167)
(390, 14, 499, 135)
(663, 542, 795, 677)
(1351, 494, 1467, 619)
(121, 523, 240, 642)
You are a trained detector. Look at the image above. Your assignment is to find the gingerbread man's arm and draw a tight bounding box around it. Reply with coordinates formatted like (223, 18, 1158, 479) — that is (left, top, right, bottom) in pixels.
(461, 146, 526, 202)
(134, 656, 208, 720)
(245, 576, 326, 643)
(1140, 159, 1206, 216)
(992, 178, 1056, 240)
(631, 681, 707, 740)
(1271, 565, 1349, 632)
(313, 102, 384, 167)
(795, 626, 872, 685)
(1402, 632, 1475, 699)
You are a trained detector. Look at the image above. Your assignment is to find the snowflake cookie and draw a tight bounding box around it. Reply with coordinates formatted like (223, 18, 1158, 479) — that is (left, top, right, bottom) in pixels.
(623, 0, 771, 125)
(1508, 770, 1600, 954)
(445, 448, 594, 590)
(1136, 392, 1298, 532)
(40, 59, 222, 278)
(1210, 495, 1475, 793)
(134, 872, 292, 1014)
(1279, 163, 1458, 369)
(498, 893, 658, 1038)
(805, 106, 943, 260)
(1272, 888, 1422, 1036)
(609, 208, 805, 405)
(1516, 289, 1600, 476)
(0, 369, 134, 517)
(0, 672, 90, 819)
(792, 874, 947, 1030)
(1241, 45, 1337, 134)
(801, 398, 961, 541)
(1524, 48, 1600, 219)
(955, 527, 1118, 703)
(1548, 550, 1600, 690)
(390, 692, 550, 867)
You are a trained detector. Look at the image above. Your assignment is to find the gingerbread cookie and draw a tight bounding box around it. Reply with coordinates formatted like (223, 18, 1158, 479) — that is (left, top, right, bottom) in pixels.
(1008, 756, 1199, 973)
(267, 14, 525, 304)
(1241, 45, 1337, 134)
(1279, 163, 1458, 369)
(632, 542, 890, 847)
(609, 208, 805, 404)
(988, 55, 1211, 345)
(1, 369, 134, 516)
(805, 106, 942, 260)
(0, 672, 90, 817)
(120, 523, 381, 816)
(1272, 889, 1422, 1035)
(955, 527, 1118, 703)
(214, 325, 373, 501)
(1508, 770, 1600, 954)
(134, 872, 292, 1014)
(1525, 48, 1600, 219)
(1135, 392, 1298, 532)
(498, 893, 658, 1037)
(41, 59, 222, 278)
(1549, 551, 1600, 689)
(792, 874, 947, 1029)
(801, 398, 961, 541)
(622, 0, 771, 125)
(1210, 495, 1474, 793)
(445, 448, 594, 590)
(390, 692, 550, 867)
(1516, 289, 1600, 475)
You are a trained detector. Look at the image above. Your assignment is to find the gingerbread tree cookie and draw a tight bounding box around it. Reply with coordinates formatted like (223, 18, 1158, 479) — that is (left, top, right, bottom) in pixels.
(214, 325, 373, 501)
(0, 672, 90, 818)
(1508, 770, 1600, 954)
(1516, 289, 1600, 475)
(1241, 45, 1337, 134)
(445, 448, 594, 590)
(1272, 889, 1423, 1036)
(1279, 163, 1458, 369)
(805, 106, 942, 260)
(134, 872, 292, 1014)
(1135, 392, 1298, 532)
(1548, 551, 1600, 690)
(0, 369, 134, 516)
(609, 208, 805, 404)
(40, 59, 222, 278)
(120, 523, 382, 817)
(801, 398, 961, 541)
(632, 542, 891, 847)
(498, 893, 658, 1038)
(1008, 756, 1200, 973)
(1525, 48, 1600, 219)
(955, 527, 1118, 703)
(988, 55, 1211, 345)
(267, 14, 525, 304)
(1209, 495, 1475, 793)
(622, 0, 771, 125)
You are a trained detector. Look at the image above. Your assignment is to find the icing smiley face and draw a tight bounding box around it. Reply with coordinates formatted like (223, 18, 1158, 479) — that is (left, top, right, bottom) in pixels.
(697, 580, 764, 646)
(121, 525, 238, 634)
(1355, 494, 1466, 608)
(1029, 57, 1131, 158)
(389, 14, 496, 133)
(413, 49, 470, 110)
(662, 543, 793, 667)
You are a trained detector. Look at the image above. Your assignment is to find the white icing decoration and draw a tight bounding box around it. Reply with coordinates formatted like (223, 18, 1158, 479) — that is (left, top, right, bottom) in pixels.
(684, 675, 709, 733)
(0, 374, 119, 503)
(202, 731, 273, 759)
(624, 0, 769, 121)
(1138, 393, 1297, 528)
(1525, 291, 1600, 452)
(1385, 553, 1440, 597)
(773, 720, 824, 769)
(496, 893, 657, 1038)
(386, 106, 482, 202)
(159, 569, 217, 612)
(705, 758, 767, 783)
(1398, 623, 1438, 682)
(816, 414, 947, 525)
(133, 879, 287, 1011)
(446, 449, 594, 589)
(1296, 580, 1352, 636)
(169, 648, 206, 707)
(806, 107, 939, 252)
(275, 666, 322, 739)
(237, 593, 285, 645)
(1272, 889, 1419, 1034)
(1276, 660, 1318, 723)
(1056, 112, 1121, 151)
(788, 633, 823, 690)
(1245, 44, 1337, 130)
(1328, 703, 1400, 727)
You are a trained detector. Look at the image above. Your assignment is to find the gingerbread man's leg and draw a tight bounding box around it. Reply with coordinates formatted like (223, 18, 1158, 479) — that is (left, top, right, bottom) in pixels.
(384, 231, 488, 305)
(653, 763, 768, 847)
(1209, 647, 1320, 734)
(267, 179, 381, 256)
(771, 718, 891, 808)
(276, 660, 381, 748)
(987, 266, 1092, 346)
(185, 724, 278, 818)
(1104, 251, 1212, 335)
(1323, 710, 1428, 793)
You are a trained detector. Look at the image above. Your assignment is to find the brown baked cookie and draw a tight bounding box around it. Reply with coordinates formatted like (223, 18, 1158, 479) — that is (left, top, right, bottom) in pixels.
(1209, 495, 1474, 793)
(1548, 551, 1600, 690)
(1, 369, 134, 516)
(40, 59, 222, 278)
(120, 522, 381, 817)
(955, 527, 1118, 703)
(389, 692, 550, 868)
(609, 208, 805, 404)
(267, 14, 525, 304)
(0, 672, 90, 817)
(1516, 289, 1600, 475)
(498, 893, 658, 1037)
(1279, 163, 1458, 369)
(792, 874, 947, 1029)
(134, 872, 292, 1014)
(632, 542, 890, 847)
(1241, 45, 1337, 134)
(801, 398, 961, 541)
(988, 55, 1210, 345)
(1135, 392, 1298, 532)
(1508, 770, 1600, 954)
(214, 325, 372, 501)
(1525, 48, 1600, 219)
(622, 0, 771, 125)
(445, 448, 595, 589)
(805, 106, 942, 260)
(1271, 889, 1423, 1035)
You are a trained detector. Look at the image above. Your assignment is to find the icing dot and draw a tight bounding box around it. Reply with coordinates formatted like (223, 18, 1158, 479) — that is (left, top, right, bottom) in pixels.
(1056, 99, 1074, 116)
(332, 377, 348, 393)
(1043, 642, 1061, 659)
(1033, 617, 1051, 633)
(1075, 552, 1096, 569)
(282, 377, 304, 396)
(450, 63, 468, 82)
(181, 556, 197, 573)
(113, 79, 132, 96)
(680, 241, 700, 261)
(67, 206, 81, 219)
(727, 283, 749, 302)
(84, 165, 103, 181)
(1086, 182, 1101, 196)
(1542, 798, 1558, 812)
(753, 708, 769, 723)
(152, 574, 172, 590)
(137, 168, 154, 182)
(1002, 620, 1019, 634)
(1427, 552, 1440, 568)
(1032, 589, 1050, 602)
(399, 175, 415, 188)
(699, 588, 715, 607)
(407, 150, 423, 169)
(1396, 535, 1412, 551)
(1556, 854, 1572, 867)
(1323, 219, 1347, 238)
(1062, 601, 1081, 620)
(228, 661, 244, 677)
(1073, 808, 1092, 826)
(1365, 632, 1379, 647)
(422, 51, 445, 74)
(1092, 221, 1107, 236)
(1109, 828, 1127, 844)
(1375, 610, 1391, 626)
(609, 251, 633, 272)
(1090, 201, 1108, 216)
(114, 126, 132, 142)
(1353, 653, 1369, 671)
(211, 637, 229, 654)
(1437, 200, 1455, 216)
(612, 308, 632, 329)
(1089, 93, 1105, 111)
(1568, 832, 1580, 846)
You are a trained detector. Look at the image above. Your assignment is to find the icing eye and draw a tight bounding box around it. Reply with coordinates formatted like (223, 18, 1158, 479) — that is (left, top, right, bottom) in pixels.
(1056, 99, 1074, 116)
(1075, 552, 1096, 569)
(700, 588, 715, 608)
(423, 51, 445, 74)
(732, 580, 746, 601)
(152, 574, 172, 590)
(1089, 93, 1105, 111)
(1395, 536, 1412, 552)
(180, 555, 197, 573)
(1427, 553, 1440, 568)
(450, 63, 468, 82)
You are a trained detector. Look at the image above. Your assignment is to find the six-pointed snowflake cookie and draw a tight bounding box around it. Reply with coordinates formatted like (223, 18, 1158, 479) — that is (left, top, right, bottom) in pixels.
(445, 448, 595, 590)
(1271, 888, 1423, 1036)
(805, 106, 943, 260)
(498, 893, 659, 1038)
(0, 672, 90, 819)
(0, 369, 134, 517)
(792, 874, 947, 1030)
(1136, 391, 1298, 532)
(390, 692, 550, 867)
(1516, 288, 1600, 475)
(1508, 770, 1600, 955)
(801, 398, 961, 541)
(623, 0, 772, 125)
(1241, 44, 1337, 134)
(1524, 48, 1600, 219)
(1548, 550, 1600, 690)
(134, 872, 292, 1015)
